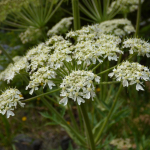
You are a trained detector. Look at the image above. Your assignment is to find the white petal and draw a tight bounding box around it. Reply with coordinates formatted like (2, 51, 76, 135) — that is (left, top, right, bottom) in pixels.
(18, 101, 25, 107)
(95, 76, 100, 83)
(85, 92, 90, 99)
(29, 88, 34, 95)
(59, 97, 68, 106)
(7, 110, 15, 118)
(48, 81, 55, 89)
(108, 72, 114, 78)
(136, 83, 144, 91)
(77, 96, 85, 105)
(123, 80, 128, 87)
(66, 56, 72, 62)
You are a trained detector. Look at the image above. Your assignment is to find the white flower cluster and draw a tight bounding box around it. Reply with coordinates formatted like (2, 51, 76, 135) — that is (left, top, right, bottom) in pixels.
(66, 25, 101, 39)
(73, 34, 122, 65)
(47, 37, 73, 69)
(66, 19, 135, 38)
(110, 138, 132, 150)
(46, 35, 64, 46)
(108, 61, 150, 91)
(123, 38, 150, 57)
(108, 0, 144, 14)
(0, 56, 27, 83)
(47, 17, 73, 36)
(19, 26, 41, 44)
(26, 43, 52, 72)
(99, 19, 135, 37)
(26, 66, 56, 95)
(0, 88, 25, 118)
(59, 70, 100, 105)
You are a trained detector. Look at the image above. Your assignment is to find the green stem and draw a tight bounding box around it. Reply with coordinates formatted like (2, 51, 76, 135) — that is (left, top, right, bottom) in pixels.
(23, 88, 61, 102)
(105, 85, 114, 103)
(135, 0, 141, 37)
(80, 104, 95, 150)
(45, 95, 63, 108)
(92, 59, 105, 72)
(64, 61, 71, 73)
(95, 84, 123, 144)
(67, 103, 79, 131)
(77, 104, 84, 134)
(97, 65, 116, 76)
(99, 81, 120, 85)
(0, 45, 14, 64)
(72, 0, 80, 30)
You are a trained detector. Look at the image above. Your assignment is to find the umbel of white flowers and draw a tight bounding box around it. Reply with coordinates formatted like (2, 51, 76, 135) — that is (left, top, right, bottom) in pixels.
(108, 0, 145, 14)
(123, 38, 150, 57)
(109, 61, 150, 91)
(0, 18, 150, 109)
(0, 88, 25, 118)
(47, 17, 73, 36)
(59, 70, 100, 106)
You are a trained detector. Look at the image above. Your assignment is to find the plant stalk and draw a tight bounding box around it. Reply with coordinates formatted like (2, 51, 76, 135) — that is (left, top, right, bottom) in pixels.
(72, 0, 80, 30)
(95, 84, 123, 144)
(23, 88, 61, 102)
(135, 0, 141, 37)
(80, 104, 95, 150)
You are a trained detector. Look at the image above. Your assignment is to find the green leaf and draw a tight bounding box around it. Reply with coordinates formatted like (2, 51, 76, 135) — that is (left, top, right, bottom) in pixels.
(39, 111, 52, 119)
(44, 122, 58, 126)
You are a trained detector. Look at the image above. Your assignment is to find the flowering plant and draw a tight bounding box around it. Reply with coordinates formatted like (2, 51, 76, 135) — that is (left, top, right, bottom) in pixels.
(0, 0, 149, 149)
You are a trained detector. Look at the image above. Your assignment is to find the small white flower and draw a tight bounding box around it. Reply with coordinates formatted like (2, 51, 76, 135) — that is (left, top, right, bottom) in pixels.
(108, 61, 150, 91)
(0, 88, 24, 118)
(123, 38, 150, 57)
(59, 70, 100, 105)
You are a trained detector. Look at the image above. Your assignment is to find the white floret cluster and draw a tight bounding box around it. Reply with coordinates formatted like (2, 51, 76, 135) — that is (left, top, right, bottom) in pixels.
(26, 66, 56, 95)
(0, 56, 27, 83)
(26, 43, 52, 72)
(108, 61, 150, 91)
(59, 70, 100, 105)
(47, 39, 73, 69)
(66, 19, 135, 38)
(46, 35, 64, 46)
(73, 34, 123, 64)
(0, 88, 25, 118)
(47, 17, 73, 36)
(108, 0, 144, 14)
(110, 138, 132, 150)
(98, 19, 135, 37)
(66, 25, 100, 39)
(123, 38, 150, 57)
(19, 26, 41, 44)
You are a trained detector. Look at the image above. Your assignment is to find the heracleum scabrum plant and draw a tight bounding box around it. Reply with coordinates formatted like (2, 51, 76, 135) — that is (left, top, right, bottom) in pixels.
(0, 1, 150, 149)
